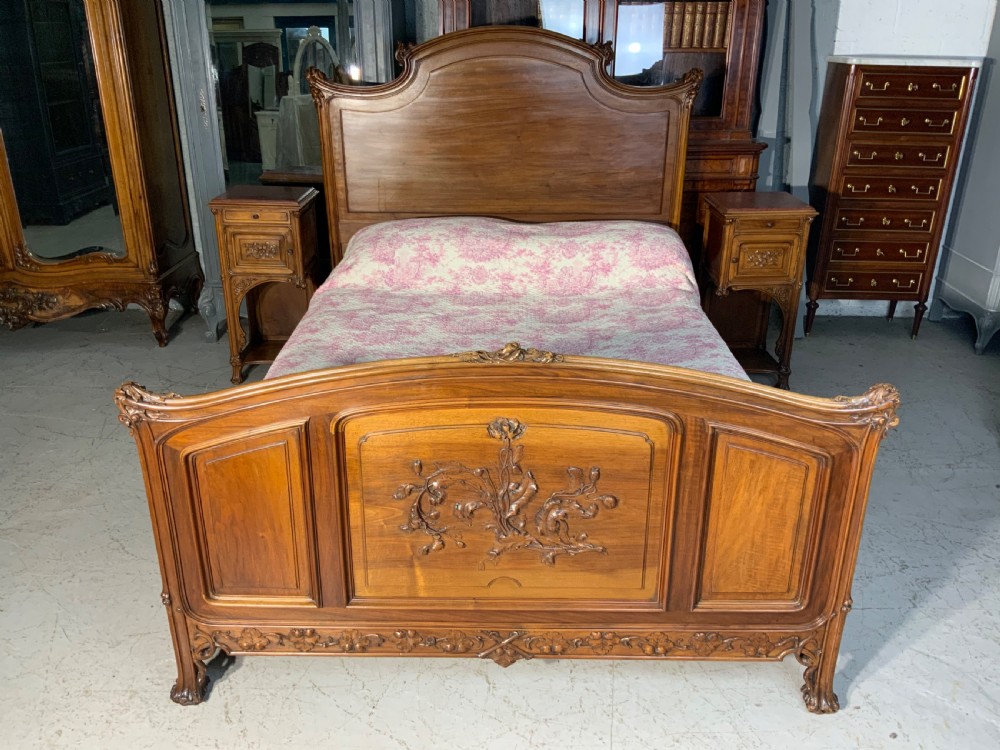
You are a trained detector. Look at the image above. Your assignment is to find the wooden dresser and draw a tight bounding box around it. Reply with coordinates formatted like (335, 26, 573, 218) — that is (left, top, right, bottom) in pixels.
(807, 57, 980, 337)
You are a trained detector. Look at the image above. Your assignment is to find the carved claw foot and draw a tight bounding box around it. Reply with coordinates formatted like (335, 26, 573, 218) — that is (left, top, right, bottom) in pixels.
(170, 667, 208, 706)
(801, 682, 840, 714)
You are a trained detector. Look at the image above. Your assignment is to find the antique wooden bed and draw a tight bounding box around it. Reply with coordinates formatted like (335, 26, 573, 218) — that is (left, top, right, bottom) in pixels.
(117, 28, 899, 714)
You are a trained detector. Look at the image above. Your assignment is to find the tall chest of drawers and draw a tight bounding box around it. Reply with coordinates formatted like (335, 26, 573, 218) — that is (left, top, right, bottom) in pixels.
(806, 58, 980, 337)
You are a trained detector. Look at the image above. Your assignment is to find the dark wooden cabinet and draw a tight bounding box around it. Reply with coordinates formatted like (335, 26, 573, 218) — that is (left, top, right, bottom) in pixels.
(0, 0, 201, 344)
(806, 59, 979, 337)
(0, 0, 114, 226)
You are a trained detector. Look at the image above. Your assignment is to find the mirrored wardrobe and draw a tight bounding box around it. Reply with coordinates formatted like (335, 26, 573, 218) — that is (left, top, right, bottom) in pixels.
(0, 0, 201, 345)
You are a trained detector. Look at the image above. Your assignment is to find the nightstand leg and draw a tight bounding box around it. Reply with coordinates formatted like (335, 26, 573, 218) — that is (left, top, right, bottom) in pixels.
(775, 298, 796, 390)
(887, 300, 898, 322)
(911, 301, 928, 338)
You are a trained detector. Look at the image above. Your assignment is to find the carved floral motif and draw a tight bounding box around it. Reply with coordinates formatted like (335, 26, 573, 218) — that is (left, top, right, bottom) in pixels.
(743, 248, 783, 268)
(455, 342, 564, 364)
(114, 382, 181, 430)
(0, 285, 60, 329)
(834, 383, 901, 434)
(189, 625, 821, 669)
(243, 240, 280, 260)
(394, 417, 619, 565)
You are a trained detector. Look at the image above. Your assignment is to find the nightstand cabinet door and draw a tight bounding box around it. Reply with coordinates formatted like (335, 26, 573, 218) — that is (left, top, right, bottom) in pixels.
(807, 60, 979, 338)
(730, 239, 798, 285)
(228, 229, 296, 275)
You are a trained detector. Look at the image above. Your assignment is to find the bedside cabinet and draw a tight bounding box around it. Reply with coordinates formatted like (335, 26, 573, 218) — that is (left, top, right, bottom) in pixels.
(701, 192, 818, 389)
(210, 185, 323, 383)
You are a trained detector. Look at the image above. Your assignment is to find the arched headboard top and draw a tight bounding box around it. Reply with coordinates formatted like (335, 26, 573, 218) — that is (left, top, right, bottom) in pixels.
(309, 27, 702, 261)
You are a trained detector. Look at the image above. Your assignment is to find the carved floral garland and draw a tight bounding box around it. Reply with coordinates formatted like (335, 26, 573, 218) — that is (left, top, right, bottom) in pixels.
(393, 417, 619, 566)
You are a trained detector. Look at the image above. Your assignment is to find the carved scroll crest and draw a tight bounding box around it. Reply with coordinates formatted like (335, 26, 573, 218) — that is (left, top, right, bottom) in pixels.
(115, 382, 181, 430)
(455, 341, 564, 364)
(393, 417, 619, 566)
(834, 383, 901, 433)
(0, 285, 60, 329)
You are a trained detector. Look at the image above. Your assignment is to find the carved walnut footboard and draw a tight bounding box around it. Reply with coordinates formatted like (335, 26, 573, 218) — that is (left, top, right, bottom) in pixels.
(117, 346, 898, 713)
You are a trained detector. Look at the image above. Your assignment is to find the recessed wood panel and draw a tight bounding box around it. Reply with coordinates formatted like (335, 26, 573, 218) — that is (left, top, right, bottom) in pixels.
(187, 425, 317, 605)
(340, 407, 680, 609)
(339, 60, 669, 217)
(696, 428, 827, 610)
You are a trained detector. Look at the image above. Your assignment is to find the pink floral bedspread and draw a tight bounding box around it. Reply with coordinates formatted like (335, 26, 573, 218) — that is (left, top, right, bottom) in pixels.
(267, 217, 747, 380)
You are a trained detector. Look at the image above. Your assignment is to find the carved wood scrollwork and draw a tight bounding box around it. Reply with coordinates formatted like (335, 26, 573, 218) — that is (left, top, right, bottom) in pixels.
(0, 286, 60, 329)
(394, 417, 620, 566)
(189, 626, 822, 669)
(243, 240, 280, 260)
(743, 248, 783, 268)
(834, 383, 901, 433)
(114, 382, 181, 430)
(455, 342, 564, 363)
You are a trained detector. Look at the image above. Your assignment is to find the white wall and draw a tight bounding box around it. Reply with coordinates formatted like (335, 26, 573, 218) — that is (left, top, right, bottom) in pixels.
(208, 3, 341, 30)
(835, 0, 997, 56)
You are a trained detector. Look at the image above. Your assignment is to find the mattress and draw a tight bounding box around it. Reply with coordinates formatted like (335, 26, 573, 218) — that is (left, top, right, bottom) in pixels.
(267, 217, 747, 381)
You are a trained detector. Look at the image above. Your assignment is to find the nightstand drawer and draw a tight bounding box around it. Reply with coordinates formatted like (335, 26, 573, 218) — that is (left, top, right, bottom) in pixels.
(733, 216, 803, 233)
(829, 240, 930, 265)
(835, 208, 936, 234)
(857, 71, 968, 101)
(846, 142, 951, 170)
(228, 229, 296, 273)
(823, 270, 923, 296)
(729, 240, 797, 284)
(850, 107, 960, 136)
(222, 207, 291, 224)
(838, 176, 943, 201)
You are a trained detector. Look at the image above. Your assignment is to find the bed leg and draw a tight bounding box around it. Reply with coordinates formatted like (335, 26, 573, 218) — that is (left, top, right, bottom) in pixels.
(798, 597, 853, 714)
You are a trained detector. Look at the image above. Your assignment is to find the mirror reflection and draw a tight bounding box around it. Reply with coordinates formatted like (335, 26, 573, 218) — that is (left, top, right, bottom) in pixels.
(0, 0, 125, 261)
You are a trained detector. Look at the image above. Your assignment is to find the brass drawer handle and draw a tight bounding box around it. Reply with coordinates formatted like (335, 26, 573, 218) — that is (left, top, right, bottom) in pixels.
(881, 217, 892, 226)
(907, 82, 919, 92)
(846, 183, 871, 194)
(830, 277, 854, 288)
(858, 116, 883, 126)
(918, 152, 944, 163)
(836, 247, 860, 257)
(865, 81, 890, 92)
(893, 278, 916, 289)
(876, 248, 885, 257)
(853, 149, 878, 160)
(888, 184, 898, 193)
(841, 217, 865, 227)
(924, 118, 951, 128)
(911, 185, 936, 195)
(932, 82, 958, 93)
(899, 248, 923, 259)
(900, 117, 911, 127)
(871, 279, 878, 287)
(895, 151, 904, 160)
(903, 218, 929, 229)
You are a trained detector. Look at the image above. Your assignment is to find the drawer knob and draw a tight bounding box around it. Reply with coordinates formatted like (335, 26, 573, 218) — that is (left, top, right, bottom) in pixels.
(899, 248, 922, 259)
(932, 82, 958, 93)
(881, 217, 892, 227)
(876, 248, 885, 257)
(894, 151, 904, 160)
(846, 183, 871, 194)
(924, 118, 951, 128)
(911, 185, 935, 195)
(903, 218, 928, 229)
(888, 184, 898, 194)
(871, 279, 878, 287)
(900, 117, 911, 127)
(907, 82, 919, 92)
(766, 221, 774, 228)
(830, 277, 854, 288)
(893, 278, 916, 289)
(252, 213, 260, 219)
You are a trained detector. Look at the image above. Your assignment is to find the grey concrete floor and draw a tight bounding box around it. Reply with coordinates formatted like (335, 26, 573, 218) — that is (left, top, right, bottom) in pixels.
(1, 310, 998, 749)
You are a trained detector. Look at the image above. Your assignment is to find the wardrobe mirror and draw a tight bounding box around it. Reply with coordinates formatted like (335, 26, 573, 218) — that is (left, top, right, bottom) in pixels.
(0, 0, 125, 262)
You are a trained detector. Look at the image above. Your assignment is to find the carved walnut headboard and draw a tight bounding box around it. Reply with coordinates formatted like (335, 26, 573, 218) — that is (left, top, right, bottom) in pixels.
(308, 27, 701, 262)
